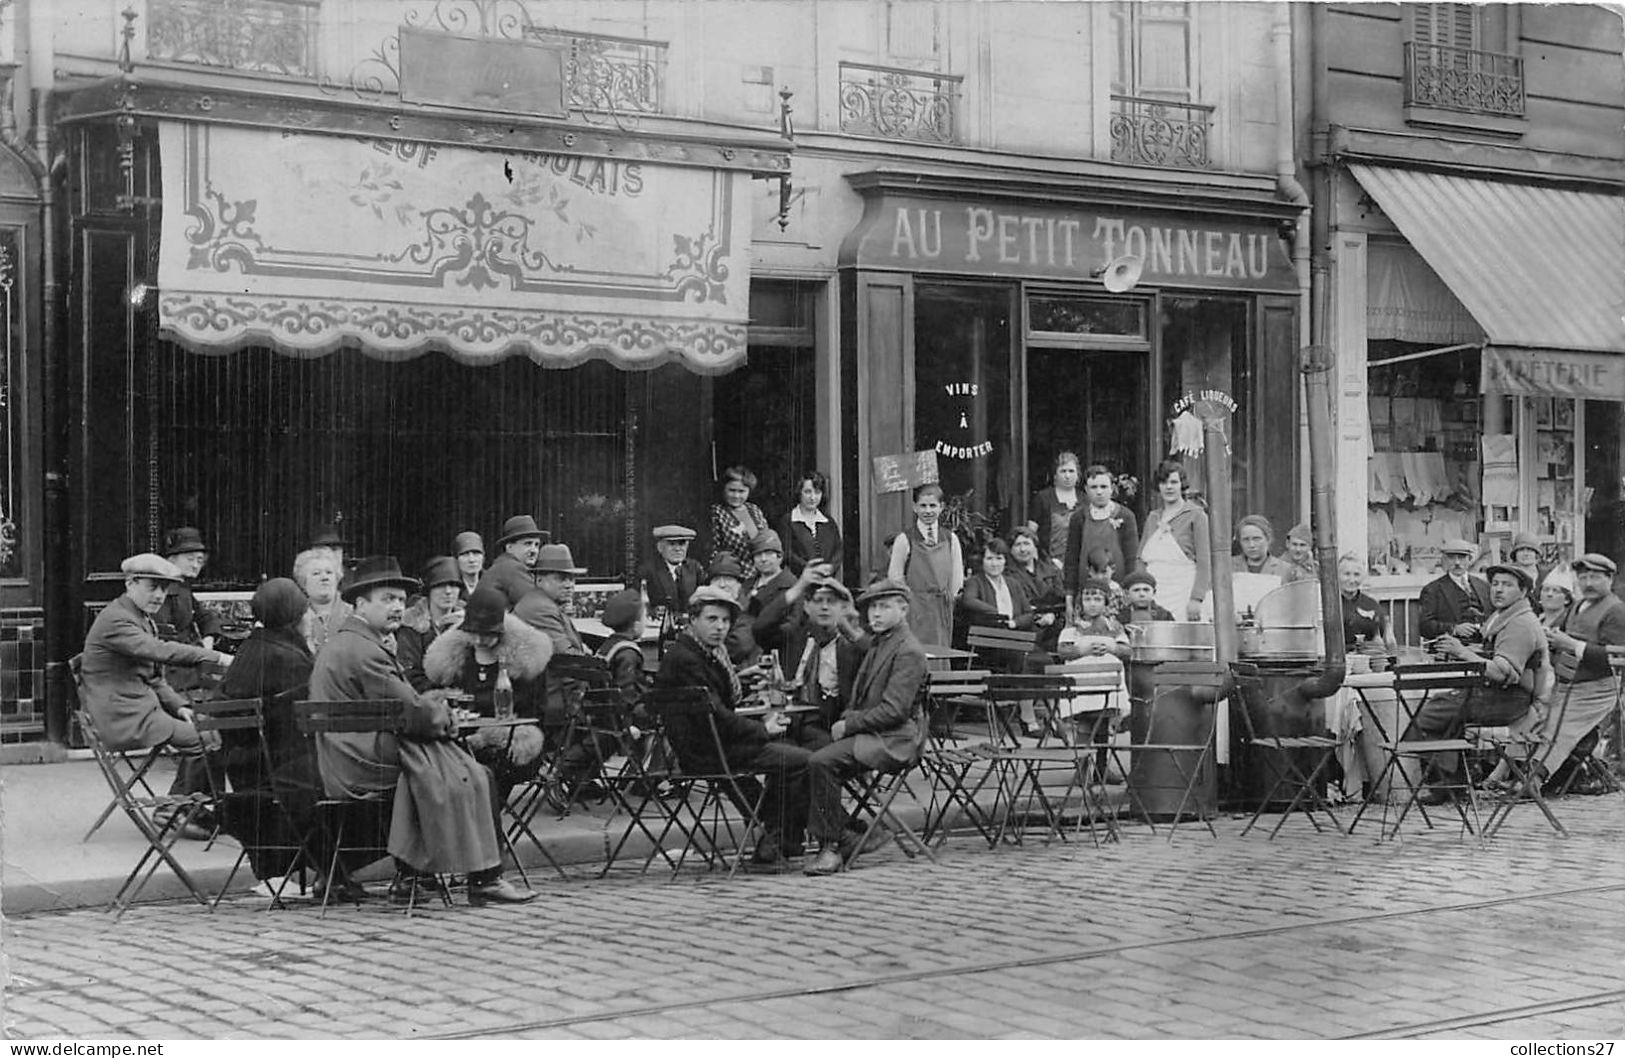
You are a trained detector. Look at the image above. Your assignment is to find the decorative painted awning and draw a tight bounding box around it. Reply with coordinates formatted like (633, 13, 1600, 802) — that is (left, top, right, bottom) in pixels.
(157, 121, 753, 373)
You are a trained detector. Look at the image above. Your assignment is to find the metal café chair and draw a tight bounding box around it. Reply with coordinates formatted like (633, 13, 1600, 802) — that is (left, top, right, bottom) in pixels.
(1043, 657, 1131, 845)
(1473, 652, 1573, 839)
(292, 699, 451, 916)
(1544, 645, 1625, 796)
(72, 654, 173, 844)
(588, 687, 689, 877)
(1109, 661, 1228, 841)
(974, 673, 1109, 846)
(918, 668, 999, 847)
(1229, 662, 1346, 839)
(509, 652, 613, 821)
(837, 702, 939, 870)
(1346, 661, 1487, 842)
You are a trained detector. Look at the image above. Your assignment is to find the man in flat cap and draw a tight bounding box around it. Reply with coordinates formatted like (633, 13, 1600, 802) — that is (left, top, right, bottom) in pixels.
(154, 526, 223, 696)
(804, 578, 928, 876)
(753, 561, 867, 753)
(1410, 562, 1546, 800)
(80, 553, 236, 839)
(1528, 553, 1625, 790)
(642, 524, 705, 614)
(478, 515, 549, 610)
(1418, 538, 1492, 641)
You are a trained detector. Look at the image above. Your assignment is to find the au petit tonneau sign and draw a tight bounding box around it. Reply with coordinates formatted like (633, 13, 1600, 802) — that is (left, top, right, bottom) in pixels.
(846, 194, 1297, 292)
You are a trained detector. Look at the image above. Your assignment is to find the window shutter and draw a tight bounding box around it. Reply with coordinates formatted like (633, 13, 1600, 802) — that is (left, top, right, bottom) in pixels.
(885, 0, 941, 67)
(1414, 4, 1479, 50)
(1114, 2, 1193, 101)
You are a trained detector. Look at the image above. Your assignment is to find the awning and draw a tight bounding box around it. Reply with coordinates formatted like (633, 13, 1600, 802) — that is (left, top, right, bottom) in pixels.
(157, 121, 754, 373)
(1349, 165, 1625, 365)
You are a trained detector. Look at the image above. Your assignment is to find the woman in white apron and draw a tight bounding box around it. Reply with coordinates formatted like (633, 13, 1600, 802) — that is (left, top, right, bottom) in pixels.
(1138, 461, 1211, 622)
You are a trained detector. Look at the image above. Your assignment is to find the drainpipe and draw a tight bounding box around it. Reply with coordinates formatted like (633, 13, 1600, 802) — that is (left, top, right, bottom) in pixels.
(1202, 412, 1237, 664)
(1292, 345, 1347, 703)
(1274, 9, 1315, 529)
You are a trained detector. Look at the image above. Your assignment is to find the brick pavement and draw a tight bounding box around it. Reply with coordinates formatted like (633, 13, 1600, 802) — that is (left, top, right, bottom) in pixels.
(6, 792, 1625, 1039)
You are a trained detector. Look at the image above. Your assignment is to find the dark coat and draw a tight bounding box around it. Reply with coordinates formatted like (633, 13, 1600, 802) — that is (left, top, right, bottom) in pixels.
(81, 595, 222, 750)
(780, 515, 844, 580)
(841, 623, 928, 770)
(753, 589, 865, 726)
(421, 612, 554, 719)
(1029, 487, 1082, 561)
(641, 556, 705, 613)
(512, 589, 587, 724)
(746, 568, 797, 623)
(1064, 503, 1141, 595)
(653, 632, 767, 772)
(214, 623, 312, 782)
(960, 572, 1040, 629)
(1418, 573, 1493, 639)
(1561, 592, 1625, 684)
(476, 552, 536, 610)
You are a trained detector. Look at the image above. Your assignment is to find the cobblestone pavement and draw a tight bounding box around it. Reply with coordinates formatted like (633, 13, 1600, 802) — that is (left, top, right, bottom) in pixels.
(6, 795, 1625, 1040)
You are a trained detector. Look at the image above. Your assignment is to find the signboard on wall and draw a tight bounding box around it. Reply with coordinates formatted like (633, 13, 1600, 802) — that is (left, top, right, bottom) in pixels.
(841, 192, 1298, 292)
(1482, 346, 1625, 400)
(872, 450, 939, 495)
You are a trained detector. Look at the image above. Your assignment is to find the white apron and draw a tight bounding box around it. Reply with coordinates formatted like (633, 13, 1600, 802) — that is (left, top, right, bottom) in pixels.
(1143, 522, 1198, 617)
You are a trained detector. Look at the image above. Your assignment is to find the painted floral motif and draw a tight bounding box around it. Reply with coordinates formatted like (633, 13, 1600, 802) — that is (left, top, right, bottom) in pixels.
(665, 231, 728, 304)
(184, 187, 266, 271)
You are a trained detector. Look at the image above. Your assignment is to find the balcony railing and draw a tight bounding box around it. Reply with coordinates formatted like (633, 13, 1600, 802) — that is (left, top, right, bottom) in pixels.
(146, 0, 320, 78)
(838, 61, 962, 145)
(1404, 42, 1525, 117)
(1109, 94, 1214, 169)
(527, 28, 667, 122)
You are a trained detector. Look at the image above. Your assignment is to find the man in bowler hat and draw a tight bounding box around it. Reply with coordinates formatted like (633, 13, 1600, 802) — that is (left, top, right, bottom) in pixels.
(478, 514, 550, 610)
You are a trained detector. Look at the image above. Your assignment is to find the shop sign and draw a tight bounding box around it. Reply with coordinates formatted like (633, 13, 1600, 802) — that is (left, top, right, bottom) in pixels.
(844, 194, 1297, 292)
(1482, 347, 1625, 400)
(872, 450, 939, 495)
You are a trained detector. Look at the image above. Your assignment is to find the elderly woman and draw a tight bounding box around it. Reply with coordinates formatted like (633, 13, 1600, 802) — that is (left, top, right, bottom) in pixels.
(709, 464, 770, 568)
(1339, 553, 1397, 656)
(1029, 451, 1082, 566)
(397, 556, 465, 691)
(1233, 515, 1293, 580)
(294, 548, 350, 658)
(780, 470, 843, 580)
(1139, 460, 1210, 621)
(212, 577, 320, 889)
(421, 586, 551, 799)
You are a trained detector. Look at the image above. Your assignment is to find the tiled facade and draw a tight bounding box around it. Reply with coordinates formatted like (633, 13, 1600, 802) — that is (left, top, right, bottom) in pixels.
(1, 608, 46, 741)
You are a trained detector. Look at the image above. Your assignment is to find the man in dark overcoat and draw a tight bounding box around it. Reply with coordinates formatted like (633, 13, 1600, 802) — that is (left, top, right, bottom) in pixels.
(1418, 538, 1493, 640)
(478, 514, 548, 610)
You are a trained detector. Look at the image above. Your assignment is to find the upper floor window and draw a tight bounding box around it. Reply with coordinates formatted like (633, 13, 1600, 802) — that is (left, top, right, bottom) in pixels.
(838, 0, 960, 144)
(1110, 2, 1213, 169)
(1405, 3, 1525, 119)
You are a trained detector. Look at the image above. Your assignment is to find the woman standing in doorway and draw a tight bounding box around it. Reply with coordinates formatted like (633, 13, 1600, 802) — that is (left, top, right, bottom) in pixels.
(709, 465, 769, 568)
(1029, 451, 1083, 568)
(780, 470, 844, 581)
(1138, 461, 1210, 621)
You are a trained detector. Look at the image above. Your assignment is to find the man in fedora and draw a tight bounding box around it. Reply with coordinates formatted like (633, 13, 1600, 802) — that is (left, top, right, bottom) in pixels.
(154, 526, 224, 696)
(804, 579, 928, 876)
(453, 531, 485, 599)
(309, 555, 534, 906)
(1418, 538, 1492, 641)
(515, 543, 614, 801)
(641, 524, 704, 614)
(80, 553, 236, 839)
(655, 585, 811, 870)
(479, 514, 550, 610)
(1410, 562, 1546, 800)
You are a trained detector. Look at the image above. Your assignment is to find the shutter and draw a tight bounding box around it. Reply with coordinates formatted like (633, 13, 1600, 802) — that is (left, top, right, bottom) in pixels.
(885, 0, 940, 66)
(1414, 4, 1479, 50)
(1115, 2, 1193, 102)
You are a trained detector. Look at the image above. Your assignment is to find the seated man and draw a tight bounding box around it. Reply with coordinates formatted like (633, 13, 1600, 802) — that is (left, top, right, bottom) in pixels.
(1409, 563, 1546, 799)
(641, 524, 705, 615)
(706, 554, 762, 666)
(654, 586, 811, 870)
(81, 553, 236, 839)
(478, 514, 548, 610)
(804, 579, 928, 877)
(1418, 538, 1492, 641)
(754, 562, 868, 751)
(310, 555, 533, 906)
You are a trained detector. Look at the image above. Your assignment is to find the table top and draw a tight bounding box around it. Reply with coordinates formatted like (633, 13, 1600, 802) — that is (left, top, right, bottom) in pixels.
(454, 715, 540, 734)
(735, 703, 821, 718)
(572, 617, 658, 643)
(1343, 672, 1398, 689)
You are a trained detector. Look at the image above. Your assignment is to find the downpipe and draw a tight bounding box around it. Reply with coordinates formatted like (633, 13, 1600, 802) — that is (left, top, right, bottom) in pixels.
(1293, 344, 1347, 703)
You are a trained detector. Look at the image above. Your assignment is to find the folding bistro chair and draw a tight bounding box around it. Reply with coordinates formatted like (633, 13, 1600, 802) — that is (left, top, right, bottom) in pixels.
(188, 697, 317, 908)
(836, 681, 938, 869)
(1042, 657, 1131, 844)
(918, 668, 1000, 847)
(1473, 653, 1571, 839)
(1346, 662, 1487, 842)
(634, 687, 773, 879)
(72, 654, 172, 844)
(974, 674, 1109, 846)
(292, 699, 452, 916)
(1107, 661, 1228, 841)
(509, 652, 613, 821)
(588, 687, 688, 877)
(1230, 662, 1346, 839)
(966, 624, 1045, 734)
(1545, 646, 1625, 796)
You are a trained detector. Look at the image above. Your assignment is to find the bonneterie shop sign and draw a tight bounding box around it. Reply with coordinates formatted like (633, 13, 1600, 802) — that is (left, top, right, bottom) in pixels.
(844, 194, 1297, 292)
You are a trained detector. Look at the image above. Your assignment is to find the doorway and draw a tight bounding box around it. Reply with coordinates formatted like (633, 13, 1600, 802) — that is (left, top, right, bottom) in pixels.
(1025, 346, 1150, 517)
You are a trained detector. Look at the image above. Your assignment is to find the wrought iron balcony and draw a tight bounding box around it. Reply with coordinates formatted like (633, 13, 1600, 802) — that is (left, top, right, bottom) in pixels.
(1404, 42, 1525, 117)
(838, 61, 962, 145)
(1109, 94, 1213, 169)
(146, 0, 320, 78)
(527, 28, 667, 123)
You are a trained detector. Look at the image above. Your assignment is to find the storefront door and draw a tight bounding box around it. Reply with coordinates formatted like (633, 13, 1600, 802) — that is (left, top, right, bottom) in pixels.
(1024, 346, 1149, 513)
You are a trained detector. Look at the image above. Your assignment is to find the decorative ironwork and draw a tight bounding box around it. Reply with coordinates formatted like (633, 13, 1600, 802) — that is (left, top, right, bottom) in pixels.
(146, 0, 319, 78)
(775, 86, 794, 231)
(838, 61, 961, 144)
(1404, 42, 1525, 117)
(529, 28, 666, 129)
(1109, 94, 1214, 169)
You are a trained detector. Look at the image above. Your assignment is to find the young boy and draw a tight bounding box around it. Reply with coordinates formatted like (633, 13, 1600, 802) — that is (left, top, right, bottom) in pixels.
(1117, 569, 1175, 626)
(1084, 547, 1126, 616)
(596, 589, 648, 710)
(1057, 580, 1131, 661)
(885, 482, 963, 649)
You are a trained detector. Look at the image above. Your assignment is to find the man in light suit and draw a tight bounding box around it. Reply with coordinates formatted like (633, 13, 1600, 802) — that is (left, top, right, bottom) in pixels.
(80, 553, 235, 839)
(1418, 538, 1493, 640)
(803, 578, 928, 876)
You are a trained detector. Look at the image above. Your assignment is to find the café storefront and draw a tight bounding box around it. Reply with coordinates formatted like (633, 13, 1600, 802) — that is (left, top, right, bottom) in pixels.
(837, 170, 1305, 579)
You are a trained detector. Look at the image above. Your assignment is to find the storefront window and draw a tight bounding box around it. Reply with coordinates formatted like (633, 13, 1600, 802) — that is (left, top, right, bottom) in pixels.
(914, 283, 1014, 533)
(1027, 296, 1147, 340)
(1159, 296, 1250, 525)
(1584, 401, 1623, 565)
(0, 227, 20, 579)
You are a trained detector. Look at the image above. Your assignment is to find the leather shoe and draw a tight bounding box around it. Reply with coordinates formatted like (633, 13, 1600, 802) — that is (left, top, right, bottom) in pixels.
(803, 846, 844, 876)
(1413, 786, 1450, 807)
(388, 876, 432, 906)
(315, 875, 368, 903)
(467, 877, 537, 906)
(174, 821, 212, 841)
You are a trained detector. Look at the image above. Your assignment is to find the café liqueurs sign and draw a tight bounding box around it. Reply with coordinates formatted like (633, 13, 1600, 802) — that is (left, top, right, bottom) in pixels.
(848, 194, 1297, 293)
